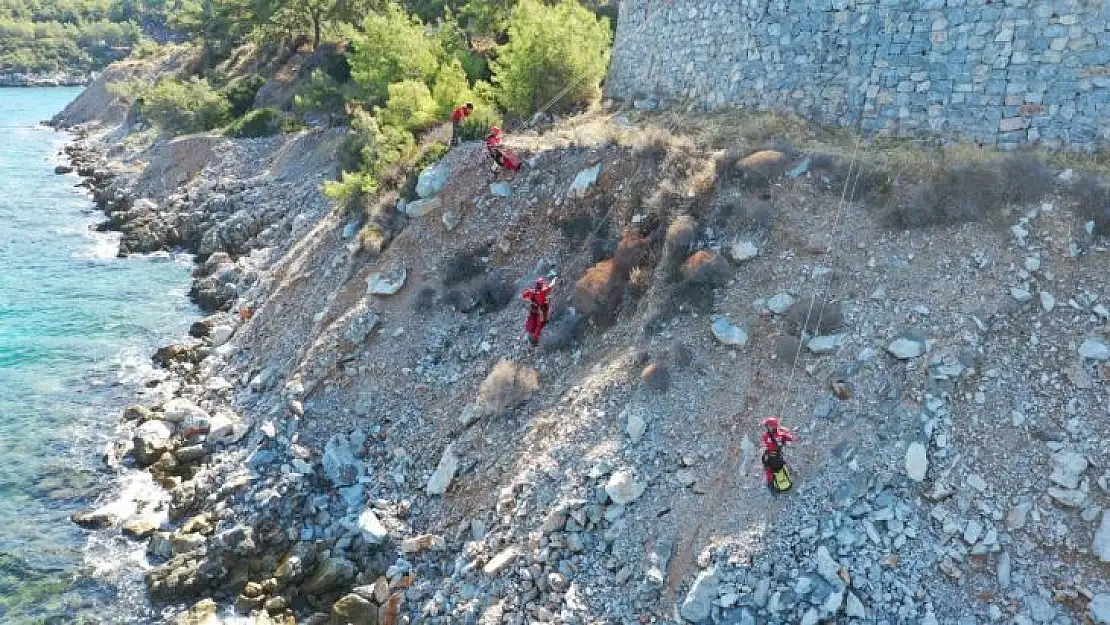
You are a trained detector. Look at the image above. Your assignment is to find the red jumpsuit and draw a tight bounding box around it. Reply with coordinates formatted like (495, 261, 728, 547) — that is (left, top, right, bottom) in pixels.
(522, 279, 552, 344)
(761, 427, 796, 484)
(450, 106, 472, 146)
(486, 129, 521, 171)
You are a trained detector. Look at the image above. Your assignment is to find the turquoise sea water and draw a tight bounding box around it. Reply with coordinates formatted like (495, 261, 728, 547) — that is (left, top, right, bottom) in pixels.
(0, 88, 196, 622)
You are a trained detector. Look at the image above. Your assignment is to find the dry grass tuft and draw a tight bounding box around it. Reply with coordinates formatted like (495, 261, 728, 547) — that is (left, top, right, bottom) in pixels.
(477, 360, 539, 416)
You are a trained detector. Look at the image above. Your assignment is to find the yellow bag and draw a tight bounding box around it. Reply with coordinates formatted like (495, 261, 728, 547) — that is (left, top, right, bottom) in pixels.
(772, 466, 793, 492)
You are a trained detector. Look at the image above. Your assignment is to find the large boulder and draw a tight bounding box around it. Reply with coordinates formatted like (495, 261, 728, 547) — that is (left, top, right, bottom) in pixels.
(1079, 338, 1110, 361)
(162, 398, 209, 424)
(133, 419, 175, 466)
(605, 469, 645, 505)
(567, 163, 601, 199)
(679, 567, 719, 622)
(303, 557, 356, 595)
(415, 162, 450, 199)
(357, 509, 389, 546)
(904, 442, 928, 482)
(426, 444, 460, 496)
(711, 315, 748, 347)
(331, 593, 378, 625)
(1094, 511, 1110, 563)
(322, 435, 363, 487)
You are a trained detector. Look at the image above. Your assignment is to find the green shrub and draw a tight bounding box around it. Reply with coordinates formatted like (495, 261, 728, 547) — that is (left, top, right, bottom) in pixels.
(457, 104, 501, 142)
(225, 107, 286, 138)
(431, 58, 474, 119)
(294, 68, 348, 116)
(492, 0, 612, 117)
(136, 76, 232, 134)
(220, 73, 266, 117)
(377, 79, 438, 132)
(325, 108, 416, 200)
(348, 4, 441, 105)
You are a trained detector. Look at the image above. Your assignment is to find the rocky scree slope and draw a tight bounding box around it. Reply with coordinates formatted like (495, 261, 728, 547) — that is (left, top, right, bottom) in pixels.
(57, 74, 1110, 625)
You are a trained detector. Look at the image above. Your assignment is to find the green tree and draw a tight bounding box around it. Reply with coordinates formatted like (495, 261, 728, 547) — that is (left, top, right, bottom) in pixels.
(347, 2, 439, 105)
(491, 0, 611, 118)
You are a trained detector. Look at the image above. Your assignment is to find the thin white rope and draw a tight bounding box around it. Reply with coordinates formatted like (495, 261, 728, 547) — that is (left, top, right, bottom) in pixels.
(771, 131, 866, 423)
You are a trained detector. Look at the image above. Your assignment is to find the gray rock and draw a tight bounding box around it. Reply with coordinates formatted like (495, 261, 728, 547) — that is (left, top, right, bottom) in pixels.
(767, 293, 794, 315)
(711, 315, 748, 347)
(1094, 511, 1110, 563)
(161, 398, 208, 423)
(404, 196, 442, 218)
(888, 337, 925, 360)
(728, 239, 759, 263)
(905, 442, 928, 482)
(357, 509, 389, 545)
(1006, 502, 1032, 530)
(997, 552, 1011, 588)
(814, 545, 843, 587)
(678, 567, 719, 622)
(132, 419, 175, 466)
(845, 591, 866, 619)
(331, 592, 377, 624)
(1048, 487, 1086, 507)
(366, 268, 406, 296)
(1079, 338, 1110, 361)
(963, 519, 983, 545)
(322, 435, 362, 487)
(807, 334, 845, 354)
(624, 405, 647, 443)
(1090, 593, 1110, 624)
(303, 557, 356, 595)
(490, 182, 512, 197)
(415, 162, 450, 199)
(567, 164, 601, 199)
(1039, 291, 1056, 312)
(426, 444, 460, 496)
(1049, 451, 1088, 489)
(605, 469, 645, 505)
(1010, 287, 1033, 302)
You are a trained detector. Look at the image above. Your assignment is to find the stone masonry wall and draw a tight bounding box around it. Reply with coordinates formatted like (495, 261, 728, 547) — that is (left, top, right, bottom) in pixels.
(607, 0, 1110, 151)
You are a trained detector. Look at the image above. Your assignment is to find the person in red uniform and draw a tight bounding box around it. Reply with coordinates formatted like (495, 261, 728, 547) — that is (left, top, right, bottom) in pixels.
(760, 416, 796, 489)
(450, 102, 474, 146)
(485, 126, 522, 171)
(522, 273, 557, 345)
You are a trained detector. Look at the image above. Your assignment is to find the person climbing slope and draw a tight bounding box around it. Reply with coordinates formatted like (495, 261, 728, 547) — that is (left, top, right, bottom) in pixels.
(485, 125, 522, 171)
(760, 416, 796, 492)
(522, 272, 557, 346)
(450, 102, 474, 146)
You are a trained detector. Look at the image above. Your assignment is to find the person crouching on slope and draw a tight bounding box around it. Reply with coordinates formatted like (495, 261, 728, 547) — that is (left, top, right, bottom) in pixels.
(522, 272, 557, 346)
(761, 416, 795, 490)
(450, 102, 474, 146)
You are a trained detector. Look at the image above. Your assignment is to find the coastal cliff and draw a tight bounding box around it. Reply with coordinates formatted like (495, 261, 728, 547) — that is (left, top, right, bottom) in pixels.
(55, 54, 1110, 625)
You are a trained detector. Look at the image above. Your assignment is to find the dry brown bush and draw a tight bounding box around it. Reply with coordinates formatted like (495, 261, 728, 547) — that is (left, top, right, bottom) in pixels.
(662, 215, 697, 281)
(441, 243, 490, 286)
(477, 360, 539, 416)
(680, 250, 731, 285)
(1069, 176, 1110, 236)
(613, 232, 650, 271)
(882, 156, 1053, 230)
(640, 362, 670, 391)
(573, 259, 628, 323)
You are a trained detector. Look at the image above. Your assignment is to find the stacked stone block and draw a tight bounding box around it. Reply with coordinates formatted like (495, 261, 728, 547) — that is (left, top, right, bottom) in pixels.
(608, 0, 1110, 151)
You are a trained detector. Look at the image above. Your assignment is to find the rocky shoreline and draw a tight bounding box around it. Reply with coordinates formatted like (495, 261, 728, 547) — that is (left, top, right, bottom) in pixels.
(1, 71, 88, 87)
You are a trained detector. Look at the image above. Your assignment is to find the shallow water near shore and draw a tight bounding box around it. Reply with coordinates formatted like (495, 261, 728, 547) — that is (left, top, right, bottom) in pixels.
(0, 88, 197, 623)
